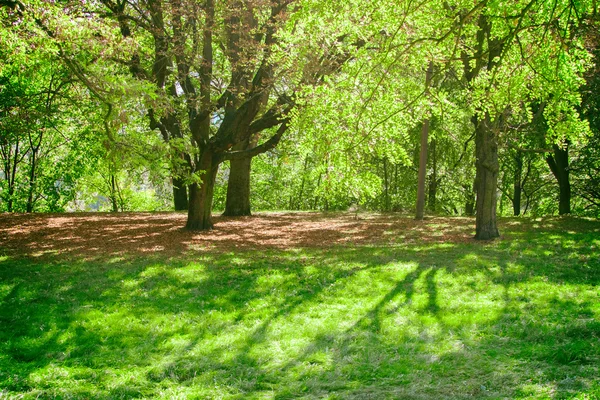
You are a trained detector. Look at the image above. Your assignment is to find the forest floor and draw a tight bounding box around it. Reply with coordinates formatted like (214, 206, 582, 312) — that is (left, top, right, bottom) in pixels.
(1, 212, 599, 399)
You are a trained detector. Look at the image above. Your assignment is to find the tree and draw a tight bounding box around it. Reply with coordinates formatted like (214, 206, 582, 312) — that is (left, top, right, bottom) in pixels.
(415, 62, 433, 220)
(60, 0, 369, 229)
(0, 19, 84, 212)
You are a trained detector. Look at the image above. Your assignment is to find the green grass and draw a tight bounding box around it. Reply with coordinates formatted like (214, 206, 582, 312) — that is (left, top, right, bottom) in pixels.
(1, 217, 599, 399)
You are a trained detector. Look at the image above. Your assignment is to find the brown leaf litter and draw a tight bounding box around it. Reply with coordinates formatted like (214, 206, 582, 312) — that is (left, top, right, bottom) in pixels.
(0, 212, 477, 259)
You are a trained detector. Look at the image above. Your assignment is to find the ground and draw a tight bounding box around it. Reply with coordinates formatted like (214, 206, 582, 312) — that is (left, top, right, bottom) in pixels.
(0, 212, 476, 257)
(0, 212, 599, 399)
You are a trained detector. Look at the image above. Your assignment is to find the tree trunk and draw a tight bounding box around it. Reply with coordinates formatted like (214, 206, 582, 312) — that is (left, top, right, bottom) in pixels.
(223, 140, 252, 216)
(513, 151, 523, 216)
(186, 151, 219, 230)
(415, 62, 433, 220)
(26, 149, 37, 213)
(546, 144, 570, 215)
(172, 177, 189, 211)
(383, 157, 390, 211)
(6, 185, 14, 213)
(110, 174, 118, 212)
(223, 156, 252, 216)
(224, 133, 260, 216)
(294, 156, 309, 210)
(474, 115, 500, 240)
(6, 141, 19, 213)
(415, 118, 429, 220)
(427, 139, 437, 212)
(464, 181, 475, 216)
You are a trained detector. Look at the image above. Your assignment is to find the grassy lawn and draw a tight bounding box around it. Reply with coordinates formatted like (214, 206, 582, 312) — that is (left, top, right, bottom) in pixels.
(0, 214, 599, 399)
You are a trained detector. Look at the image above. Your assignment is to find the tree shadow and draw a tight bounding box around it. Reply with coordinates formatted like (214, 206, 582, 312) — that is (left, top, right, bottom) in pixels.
(0, 214, 599, 398)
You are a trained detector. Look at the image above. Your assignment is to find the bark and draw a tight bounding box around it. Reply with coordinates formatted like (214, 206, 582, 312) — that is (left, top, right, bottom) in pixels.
(513, 151, 523, 216)
(186, 151, 219, 230)
(383, 157, 390, 211)
(294, 156, 309, 210)
(427, 139, 437, 212)
(223, 138, 255, 216)
(474, 115, 500, 240)
(415, 62, 434, 220)
(26, 149, 37, 213)
(223, 155, 252, 216)
(546, 143, 570, 215)
(6, 140, 19, 212)
(172, 177, 188, 211)
(110, 175, 118, 212)
(6, 184, 14, 212)
(465, 195, 475, 216)
(464, 182, 476, 216)
(313, 173, 322, 209)
(415, 118, 429, 220)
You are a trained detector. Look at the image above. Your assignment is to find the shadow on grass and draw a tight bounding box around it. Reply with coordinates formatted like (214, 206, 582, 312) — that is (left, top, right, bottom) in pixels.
(0, 218, 599, 398)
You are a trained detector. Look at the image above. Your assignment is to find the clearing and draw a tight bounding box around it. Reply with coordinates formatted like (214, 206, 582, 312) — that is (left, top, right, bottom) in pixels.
(0, 213, 599, 399)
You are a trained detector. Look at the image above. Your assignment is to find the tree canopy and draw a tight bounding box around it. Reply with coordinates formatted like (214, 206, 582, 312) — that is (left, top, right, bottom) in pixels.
(1, 0, 598, 236)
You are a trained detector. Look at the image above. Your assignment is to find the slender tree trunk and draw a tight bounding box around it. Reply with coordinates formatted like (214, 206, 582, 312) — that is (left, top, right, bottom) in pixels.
(464, 182, 475, 216)
(294, 156, 309, 210)
(416, 118, 430, 220)
(546, 144, 570, 215)
(383, 157, 390, 211)
(26, 149, 37, 213)
(415, 62, 433, 220)
(313, 173, 322, 210)
(7, 142, 19, 213)
(172, 177, 189, 211)
(5, 161, 14, 212)
(110, 175, 118, 212)
(7, 184, 14, 212)
(513, 151, 523, 216)
(393, 163, 398, 206)
(186, 151, 219, 230)
(474, 115, 500, 240)
(427, 139, 437, 212)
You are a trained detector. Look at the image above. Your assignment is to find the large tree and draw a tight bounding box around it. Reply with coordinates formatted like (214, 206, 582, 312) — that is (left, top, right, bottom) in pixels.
(72, 0, 363, 229)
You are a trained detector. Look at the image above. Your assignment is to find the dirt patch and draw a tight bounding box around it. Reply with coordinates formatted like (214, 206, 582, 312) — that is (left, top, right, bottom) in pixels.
(0, 212, 477, 259)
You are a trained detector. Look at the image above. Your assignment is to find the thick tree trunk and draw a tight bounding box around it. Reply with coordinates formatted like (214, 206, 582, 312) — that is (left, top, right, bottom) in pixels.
(172, 177, 189, 211)
(186, 152, 219, 230)
(474, 116, 500, 240)
(546, 144, 570, 215)
(513, 151, 523, 216)
(223, 140, 252, 216)
(223, 156, 252, 216)
(224, 133, 260, 216)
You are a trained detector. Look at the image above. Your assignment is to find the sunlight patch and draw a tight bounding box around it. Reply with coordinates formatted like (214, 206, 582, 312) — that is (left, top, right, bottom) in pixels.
(0, 282, 17, 301)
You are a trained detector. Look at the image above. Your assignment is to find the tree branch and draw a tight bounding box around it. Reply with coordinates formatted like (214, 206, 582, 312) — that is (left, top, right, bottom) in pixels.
(220, 120, 289, 161)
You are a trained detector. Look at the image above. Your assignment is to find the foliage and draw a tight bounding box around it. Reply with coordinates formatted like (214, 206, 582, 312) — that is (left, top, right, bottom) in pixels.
(0, 26, 87, 212)
(0, 0, 599, 220)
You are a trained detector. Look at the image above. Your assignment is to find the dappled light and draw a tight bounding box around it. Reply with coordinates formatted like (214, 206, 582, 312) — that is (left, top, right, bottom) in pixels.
(1, 214, 599, 398)
(1, 212, 480, 259)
